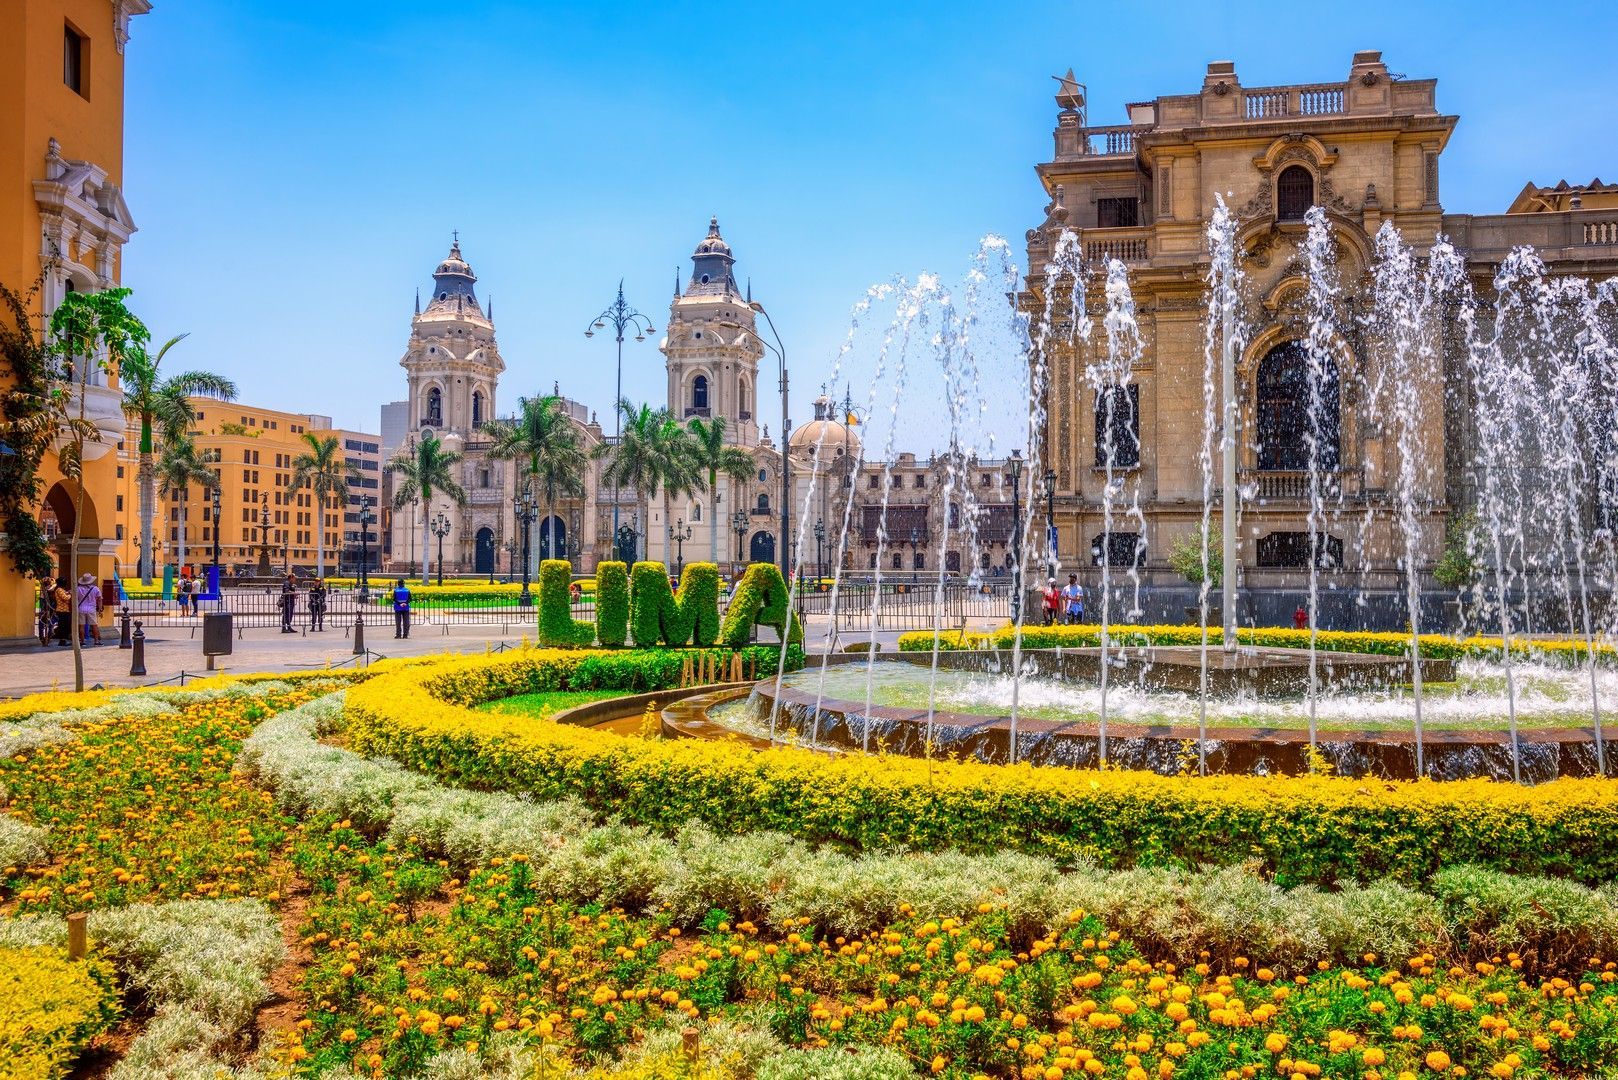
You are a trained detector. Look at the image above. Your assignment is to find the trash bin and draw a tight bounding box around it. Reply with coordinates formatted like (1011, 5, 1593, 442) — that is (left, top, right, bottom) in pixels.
(203, 611, 234, 658)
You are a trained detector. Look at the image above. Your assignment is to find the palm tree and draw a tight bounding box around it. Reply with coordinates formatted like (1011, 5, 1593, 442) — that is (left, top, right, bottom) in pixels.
(686, 415, 756, 566)
(387, 433, 466, 585)
(155, 435, 216, 578)
(288, 432, 358, 578)
(596, 401, 702, 563)
(119, 333, 237, 583)
(484, 394, 589, 566)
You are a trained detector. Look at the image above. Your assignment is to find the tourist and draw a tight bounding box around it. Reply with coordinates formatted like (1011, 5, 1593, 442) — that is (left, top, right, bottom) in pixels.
(280, 573, 297, 633)
(1061, 573, 1084, 625)
(178, 574, 194, 616)
(1042, 578, 1061, 626)
(308, 578, 327, 631)
(36, 576, 57, 645)
(1293, 604, 1308, 630)
(76, 573, 102, 646)
(51, 576, 72, 646)
(392, 577, 412, 639)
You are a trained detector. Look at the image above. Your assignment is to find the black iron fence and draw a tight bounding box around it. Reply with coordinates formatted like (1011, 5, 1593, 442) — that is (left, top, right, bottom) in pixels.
(117, 586, 587, 633)
(795, 581, 1013, 629)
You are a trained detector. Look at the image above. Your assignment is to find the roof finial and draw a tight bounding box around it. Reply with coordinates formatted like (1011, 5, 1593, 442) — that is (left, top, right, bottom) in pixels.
(414, 287, 420, 315)
(553, 380, 560, 396)
(674, 266, 680, 298)
(487, 294, 493, 321)
(746, 277, 752, 303)
(708, 215, 721, 237)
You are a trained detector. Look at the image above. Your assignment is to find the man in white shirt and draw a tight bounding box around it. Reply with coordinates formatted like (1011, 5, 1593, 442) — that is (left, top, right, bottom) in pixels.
(1061, 574, 1084, 625)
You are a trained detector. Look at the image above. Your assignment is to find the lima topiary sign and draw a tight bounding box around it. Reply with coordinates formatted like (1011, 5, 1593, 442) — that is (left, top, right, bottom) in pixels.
(537, 560, 800, 648)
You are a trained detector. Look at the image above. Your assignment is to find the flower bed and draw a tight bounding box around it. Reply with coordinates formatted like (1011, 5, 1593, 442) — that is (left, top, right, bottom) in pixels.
(343, 654, 1618, 886)
(898, 623, 1618, 664)
(0, 945, 118, 1080)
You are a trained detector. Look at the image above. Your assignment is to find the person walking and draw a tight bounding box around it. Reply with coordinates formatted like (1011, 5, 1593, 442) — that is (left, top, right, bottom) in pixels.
(1061, 573, 1084, 626)
(36, 577, 57, 645)
(51, 576, 72, 646)
(76, 573, 102, 645)
(308, 578, 327, 632)
(1041, 578, 1061, 627)
(279, 573, 298, 633)
(392, 577, 412, 639)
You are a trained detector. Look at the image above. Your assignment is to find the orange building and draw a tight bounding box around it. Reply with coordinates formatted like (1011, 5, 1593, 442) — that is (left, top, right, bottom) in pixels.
(0, 0, 150, 640)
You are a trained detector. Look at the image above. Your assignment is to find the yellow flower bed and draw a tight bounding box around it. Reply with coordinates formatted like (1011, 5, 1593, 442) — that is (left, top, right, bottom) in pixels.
(0, 946, 118, 1080)
(344, 653, 1618, 886)
(898, 623, 1618, 663)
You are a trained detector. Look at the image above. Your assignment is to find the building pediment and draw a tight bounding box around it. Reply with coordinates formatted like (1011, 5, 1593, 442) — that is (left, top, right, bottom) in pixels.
(1252, 133, 1338, 174)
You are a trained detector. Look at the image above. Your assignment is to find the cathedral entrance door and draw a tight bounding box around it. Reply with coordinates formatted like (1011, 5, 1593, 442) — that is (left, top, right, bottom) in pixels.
(749, 531, 775, 565)
(474, 527, 495, 576)
(539, 516, 567, 561)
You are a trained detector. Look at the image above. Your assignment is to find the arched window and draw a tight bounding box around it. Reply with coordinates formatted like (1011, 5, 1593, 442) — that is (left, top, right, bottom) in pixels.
(868, 552, 878, 570)
(425, 387, 442, 426)
(891, 552, 902, 570)
(692, 502, 702, 522)
(1256, 342, 1339, 471)
(472, 390, 484, 428)
(945, 550, 961, 573)
(755, 492, 770, 513)
(913, 552, 926, 570)
(1093, 385, 1141, 467)
(691, 375, 709, 414)
(948, 503, 961, 529)
(1277, 165, 1315, 222)
(739, 380, 752, 419)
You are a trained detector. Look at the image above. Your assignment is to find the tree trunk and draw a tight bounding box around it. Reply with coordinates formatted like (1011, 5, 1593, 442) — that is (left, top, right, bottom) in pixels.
(175, 489, 187, 574)
(420, 497, 431, 586)
(314, 491, 325, 578)
(709, 469, 719, 568)
(138, 451, 154, 584)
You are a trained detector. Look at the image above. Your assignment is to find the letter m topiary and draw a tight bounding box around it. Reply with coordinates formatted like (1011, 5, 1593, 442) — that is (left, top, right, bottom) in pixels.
(630, 561, 720, 646)
(537, 559, 594, 646)
(719, 562, 802, 647)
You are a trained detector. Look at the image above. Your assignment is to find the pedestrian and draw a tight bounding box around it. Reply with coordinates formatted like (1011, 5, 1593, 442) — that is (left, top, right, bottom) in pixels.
(1042, 578, 1061, 626)
(76, 572, 102, 645)
(280, 573, 297, 633)
(36, 576, 57, 645)
(1293, 603, 1309, 631)
(1061, 573, 1084, 625)
(308, 578, 327, 632)
(52, 576, 72, 646)
(392, 577, 412, 639)
(178, 575, 194, 616)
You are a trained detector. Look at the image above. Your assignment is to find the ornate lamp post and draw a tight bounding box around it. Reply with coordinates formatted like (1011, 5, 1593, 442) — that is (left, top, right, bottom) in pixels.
(585, 282, 655, 563)
(357, 497, 375, 602)
(907, 526, 922, 581)
(257, 496, 272, 576)
(504, 538, 518, 583)
(513, 485, 537, 607)
(813, 518, 826, 580)
(1044, 468, 1057, 578)
(210, 485, 222, 581)
(731, 509, 748, 564)
(430, 512, 451, 587)
(667, 517, 692, 576)
(1008, 448, 1024, 625)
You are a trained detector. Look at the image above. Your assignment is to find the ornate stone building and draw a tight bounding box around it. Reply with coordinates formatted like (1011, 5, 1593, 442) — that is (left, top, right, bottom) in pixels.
(1024, 50, 1618, 628)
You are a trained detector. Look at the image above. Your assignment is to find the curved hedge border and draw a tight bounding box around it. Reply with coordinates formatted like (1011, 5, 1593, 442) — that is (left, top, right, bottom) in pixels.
(898, 623, 1618, 663)
(344, 653, 1618, 886)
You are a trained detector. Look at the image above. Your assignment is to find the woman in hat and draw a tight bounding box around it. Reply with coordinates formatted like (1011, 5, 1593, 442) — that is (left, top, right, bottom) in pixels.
(76, 572, 102, 646)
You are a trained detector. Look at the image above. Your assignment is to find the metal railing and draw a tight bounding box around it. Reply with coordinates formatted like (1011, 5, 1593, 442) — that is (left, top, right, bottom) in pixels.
(1244, 83, 1345, 119)
(118, 585, 584, 632)
(796, 581, 1013, 630)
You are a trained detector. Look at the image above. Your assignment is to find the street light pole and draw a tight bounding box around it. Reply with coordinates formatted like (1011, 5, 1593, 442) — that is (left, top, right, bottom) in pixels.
(814, 518, 825, 580)
(430, 512, 450, 587)
(667, 517, 692, 576)
(1043, 468, 1057, 580)
(358, 497, 374, 602)
(1008, 449, 1024, 625)
(747, 299, 790, 582)
(210, 485, 221, 581)
(514, 485, 537, 607)
(585, 282, 655, 566)
(731, 509, 747, 565)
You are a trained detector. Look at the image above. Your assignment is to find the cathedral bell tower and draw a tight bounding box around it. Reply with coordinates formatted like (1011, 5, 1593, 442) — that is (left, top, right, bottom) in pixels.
(400, 238, 504, 451)
(659, 217, 763, 448)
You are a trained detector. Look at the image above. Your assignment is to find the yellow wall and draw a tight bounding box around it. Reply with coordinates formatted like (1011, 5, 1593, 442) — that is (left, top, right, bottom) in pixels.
(0, 0, 140, 638)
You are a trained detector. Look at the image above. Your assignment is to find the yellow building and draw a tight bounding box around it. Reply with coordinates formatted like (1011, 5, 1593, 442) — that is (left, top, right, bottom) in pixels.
(115, 399, 381, 578)
(0, 0, 150, 639)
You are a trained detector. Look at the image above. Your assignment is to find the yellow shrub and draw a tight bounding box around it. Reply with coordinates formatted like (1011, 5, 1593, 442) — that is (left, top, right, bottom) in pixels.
(0, 946, 118, 1080)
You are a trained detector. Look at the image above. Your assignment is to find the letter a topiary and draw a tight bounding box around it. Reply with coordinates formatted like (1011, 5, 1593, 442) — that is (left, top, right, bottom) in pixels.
(536, 560, 594, 646)
(630, 561, 720, 646)
(594, 561, 630, 646)
(719, 561, 803, 647)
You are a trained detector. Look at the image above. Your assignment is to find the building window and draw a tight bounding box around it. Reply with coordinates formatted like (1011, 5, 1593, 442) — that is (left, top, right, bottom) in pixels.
(1256, 341, 1339, 470)
(913, 474, 925, 489)
(1090, 532, 1146, 569)
(913, 552, 925, 570)
(1093, 384, 1141, 467)
(755, 493, 770, 513)
(692, 502, 702, 522)
(891, 552, 902, 570)
(868, 552, 878, 570)
(691, 375, 709, 413)
(1096, 196, 1139, 228)
(1256, 531, 1343, 570)
(867, 474, 879, 490)
(1277, 165, 1315, 222)
(425, 387, 442, 426)
(472, 390, 484, 428)
(63, 23, 87, 97)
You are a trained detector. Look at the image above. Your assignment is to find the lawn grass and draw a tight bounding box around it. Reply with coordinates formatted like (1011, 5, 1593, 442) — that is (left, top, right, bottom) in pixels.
(472, 688, 628, 717)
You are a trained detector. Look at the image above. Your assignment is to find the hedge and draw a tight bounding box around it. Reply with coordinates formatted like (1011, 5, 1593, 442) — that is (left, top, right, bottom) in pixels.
(720, 562, 802, 647)
(538, 559, 595, 646)
(0, 946, 118, 1080)
(595, 561, 629, 647)
(898, 623, 1618, 664)
(343, 653, 1618, 887)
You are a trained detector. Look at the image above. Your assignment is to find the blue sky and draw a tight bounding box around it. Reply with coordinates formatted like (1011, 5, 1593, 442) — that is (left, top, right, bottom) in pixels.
(120, 1, 1618, 437)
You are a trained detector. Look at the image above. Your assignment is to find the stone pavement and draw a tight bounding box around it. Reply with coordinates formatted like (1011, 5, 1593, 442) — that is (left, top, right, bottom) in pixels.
(0, 615, 1004, 697)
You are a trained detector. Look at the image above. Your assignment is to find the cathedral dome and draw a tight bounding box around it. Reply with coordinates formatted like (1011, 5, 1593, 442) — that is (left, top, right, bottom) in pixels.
(790, 393, 861, 463)
(693, 216, 732, 258)
(434, 240, 476, 282)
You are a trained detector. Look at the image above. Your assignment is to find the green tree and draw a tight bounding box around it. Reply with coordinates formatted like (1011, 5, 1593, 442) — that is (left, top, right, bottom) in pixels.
(1433, 509, 1482, 590)
(118, 332, 237, 583)
(155, 435, 217, 578)
(686, 415, 756, 566)
(1168, 523, 1223, 590)
(387, 433, 466, 585)
(288, 432, 358, 578)
(484, 395, 589, 565)
(596, 401, 701, 562)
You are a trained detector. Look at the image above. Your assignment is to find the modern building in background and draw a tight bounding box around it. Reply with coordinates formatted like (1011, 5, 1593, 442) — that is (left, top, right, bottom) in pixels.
(0, 0, 149, 639)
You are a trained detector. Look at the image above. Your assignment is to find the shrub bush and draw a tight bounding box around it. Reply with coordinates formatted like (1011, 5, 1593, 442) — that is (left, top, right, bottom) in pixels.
(720, 563, 801, 647)
(596, 561, 630, 647)
(538, 559, 595, 646)
(343, 653, 1618, 886)
(0, 946, 118, 1080)
(631, 561, 720, 647)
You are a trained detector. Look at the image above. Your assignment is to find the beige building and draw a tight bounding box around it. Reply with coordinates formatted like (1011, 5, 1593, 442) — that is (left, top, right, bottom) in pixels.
(1023, 50, 1618, 627)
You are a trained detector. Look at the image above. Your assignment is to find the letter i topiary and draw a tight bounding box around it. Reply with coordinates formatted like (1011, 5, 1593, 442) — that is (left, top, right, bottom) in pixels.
(595, 561, 629, 647)
(719, 562, 803, 647)
(536, 560, 594, 646)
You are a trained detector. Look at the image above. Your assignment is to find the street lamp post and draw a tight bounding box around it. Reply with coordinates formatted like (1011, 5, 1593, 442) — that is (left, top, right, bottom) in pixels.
(585, 282, 655, 567)
(747, 299, 790, 583)
(210, 485, 221, 581)
(667, 518, 692, 577)
(504, 538, 518, 583)
(513, 485, 537, 607)
(907, 526, 922, 581)
(1008, 449, 1024, 625)
(430, 512, 451, 587)
(813, 518, 826, 580)
(1043, 468, 1057, 579)
(257, 497, 272, 577)
(357, 497, 375, 602)
(731, 509, 748, 565)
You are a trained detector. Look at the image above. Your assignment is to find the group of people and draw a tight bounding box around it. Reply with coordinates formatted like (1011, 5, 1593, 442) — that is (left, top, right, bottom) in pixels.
(277, 574, 330, 633)
(1041, 574, 1087, 625)
(35, 573, 107, 646)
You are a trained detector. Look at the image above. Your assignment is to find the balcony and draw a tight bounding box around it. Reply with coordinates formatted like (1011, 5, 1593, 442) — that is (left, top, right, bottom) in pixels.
(684, 406, 711, 419)
(1242, 83, 1345, 120)
(1083, 228, 1151, 264)
(1239, 467, 1365, 503)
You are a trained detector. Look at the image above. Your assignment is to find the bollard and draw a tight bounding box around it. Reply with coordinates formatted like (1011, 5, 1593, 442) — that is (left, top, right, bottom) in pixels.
(66, 912, 87, 959)
(130, 621, 147, 677)
(681, 1027, 699, 1062)
(119, 606, 131, 649)
(353, 612, 365, 656)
